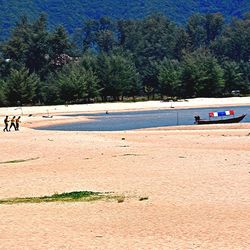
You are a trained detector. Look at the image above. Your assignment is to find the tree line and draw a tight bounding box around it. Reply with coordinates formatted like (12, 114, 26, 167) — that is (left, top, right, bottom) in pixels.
(0, 12, 249, 106)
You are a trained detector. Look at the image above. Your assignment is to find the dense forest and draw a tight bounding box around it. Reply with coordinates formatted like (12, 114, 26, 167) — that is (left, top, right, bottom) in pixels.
(0, 12, 250, 106)
(0, 0, 250, 40)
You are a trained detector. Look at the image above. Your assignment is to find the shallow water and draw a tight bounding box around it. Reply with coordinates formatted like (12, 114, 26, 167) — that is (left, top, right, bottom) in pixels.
(37, 105, 250, 131)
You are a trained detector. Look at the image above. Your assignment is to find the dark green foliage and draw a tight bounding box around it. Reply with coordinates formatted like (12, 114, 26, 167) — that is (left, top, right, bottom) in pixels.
(0, 79, 6, 105)
(79, 51, 98, 71)
(4, 67, 40, 105)
(213, 16, 250, 62)
(1, 14, 50, 79)
(187, 14, 207, 49)
(2, 16, 31, 63)
(41, 76, 60, 104)
(239, 61, 250, 93)
(55, 62, 99, 103)
(157, 59, 181, 97)
(223, 61, 243, 93)
(173, 27, 190, 60)
(181, 50, 224, 97)
(48, 26, 72, 58)
(96, 30, 116, 53)
(116, 14, 179, 97)
(222, 61, 250, 94)
(0, 57, 15, 78)
(2, 14, 73, 80)
(187, 13, 225, 49)
(205, 13, 225, 46)
(75, 16, 117, 53)
(97, 51, 141, 101)
(25, 14, 49, 74)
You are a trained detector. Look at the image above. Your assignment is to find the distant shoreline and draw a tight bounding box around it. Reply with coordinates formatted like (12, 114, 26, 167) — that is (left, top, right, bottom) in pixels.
(1, 97, 249, 129)
(1, 97, 250, 116)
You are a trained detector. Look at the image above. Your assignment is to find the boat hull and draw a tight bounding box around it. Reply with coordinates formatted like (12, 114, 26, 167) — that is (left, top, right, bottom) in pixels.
(196, 114, 246, 125)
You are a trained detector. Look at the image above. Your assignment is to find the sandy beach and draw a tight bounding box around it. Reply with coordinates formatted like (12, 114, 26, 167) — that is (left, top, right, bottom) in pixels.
(0, 97, 250, 249)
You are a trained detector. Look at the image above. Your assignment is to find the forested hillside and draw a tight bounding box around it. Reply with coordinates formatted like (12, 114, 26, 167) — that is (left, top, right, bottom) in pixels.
(0, 12, 249, 106)
(0, 0, 250, 40)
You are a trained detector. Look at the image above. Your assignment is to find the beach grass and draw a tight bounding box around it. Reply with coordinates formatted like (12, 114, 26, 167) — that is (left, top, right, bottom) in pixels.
(0, 191, 125, 205)
(0, 157, 40, 165)
(139, 196, 149, 201)
(117, 196, 125, 203)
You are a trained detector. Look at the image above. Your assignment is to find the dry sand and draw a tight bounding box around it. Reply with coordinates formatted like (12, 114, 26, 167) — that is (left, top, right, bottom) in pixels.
(0, 98, 250, 249)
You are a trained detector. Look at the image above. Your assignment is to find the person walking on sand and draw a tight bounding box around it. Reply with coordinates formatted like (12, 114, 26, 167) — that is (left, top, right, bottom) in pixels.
(15, 116, 21, 131)
(3, 116, 9, 132)
(9, 116, 16, 131)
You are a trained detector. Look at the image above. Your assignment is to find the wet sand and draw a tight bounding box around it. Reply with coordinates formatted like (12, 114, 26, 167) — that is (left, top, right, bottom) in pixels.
(0, 99, 250, 249)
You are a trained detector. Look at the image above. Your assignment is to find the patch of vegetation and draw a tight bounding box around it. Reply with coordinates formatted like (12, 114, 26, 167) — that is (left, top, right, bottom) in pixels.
(0, 157, 40, 165)
(112, 153, 143, 158)
(122, 154, 141, 157)
(0, 191, 124, 205)
(139, 197, 149, 201)
(117, 196, 125, 203)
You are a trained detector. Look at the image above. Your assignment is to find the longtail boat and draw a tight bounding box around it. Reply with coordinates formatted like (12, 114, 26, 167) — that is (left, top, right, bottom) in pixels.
(194, 110, 246, 125)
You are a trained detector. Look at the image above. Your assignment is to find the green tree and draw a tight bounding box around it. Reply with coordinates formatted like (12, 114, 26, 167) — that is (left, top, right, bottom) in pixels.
(119, 13, 178, 97)
(239, 61, 250, 93)
(223, 61, 243, 93)
(47, 25, 73, 74)
(2, 14, 74, 80)
(205, 13, 224, 46)
(0, 79, 6, 106)
(214, 16, 250, 62)
(4, 67, 39, 105)
(187, 13, 207, 49)
(25, 14, 49, 77)
(173, 27, 190, 60)
(2, 15, 31, 63)
(2, 14, 50, 78)
(49, 26, 72, 58)
(187, 13, 224, 49)
(181, 50, 224, 97)
(80, 51, 98, 71)
(41, 74, 60, 105)
(157, 59, 181, 97)
(0, 57, 14, 78)
(96, 29, 116, 52)
(56, 63, 99, 103)
(76, 16, 117, 53)
(97, 51, 140, 101)
(84, 69, 100, 102)
(74, 19, 99, 52)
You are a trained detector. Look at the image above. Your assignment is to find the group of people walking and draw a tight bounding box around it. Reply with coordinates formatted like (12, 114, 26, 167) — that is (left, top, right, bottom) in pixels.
(3, 116, 21, 132)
